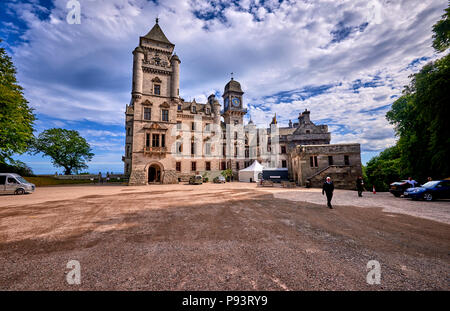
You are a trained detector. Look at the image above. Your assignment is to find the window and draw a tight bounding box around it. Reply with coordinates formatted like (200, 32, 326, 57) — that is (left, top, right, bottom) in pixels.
(310, 156, 318, 168)
(192, 106, 197, 113)
(205, 161, 211, 171)
(177, 121, 182, 130)
(152, 134, 160, 147)
(176, 142, 182, 154)
(125, 163, 129, 174)
(161, 134, 165, 148)
(191, 122, 195, 131)
(7, 177, 17, 184)
(126, 145, 131, 157)
(146, 134, 150, 147)
(282, 160, 287, 168)
(191, 161, 196, 171)
(206, 108, 210, 114)
(328, 156, 334, 165)
(221, 161, 226, 170)
(234, 132, 238, 140)
(162, 109, 169, 121)
(306, 130, 310, 134)
(281, 146, 286, 154)
(176, 162, 181, 172)
(144, 107, 151, 120)
(205, 123, 210, 132)
(234, 146, 238, 158)
(205, 142, 211, 155)
(222, 144, 226, 157)
(154, 84, 160, 95)
(344, 155, 350, 165)
(127, 127, 131, 136)
(177, 104, 182, 111)
(234, 120, 238, 125)
(0, 176, 6, 185)
(245, 148, 249, 158)
(236, 162, 240, 170)
(191, 141, 195, 155)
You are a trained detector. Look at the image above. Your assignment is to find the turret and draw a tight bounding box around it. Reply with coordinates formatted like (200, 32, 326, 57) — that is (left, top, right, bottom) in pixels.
(170, 53, 180, 98)
(209, 94, 221, 120)
(132, 46, 144, 95)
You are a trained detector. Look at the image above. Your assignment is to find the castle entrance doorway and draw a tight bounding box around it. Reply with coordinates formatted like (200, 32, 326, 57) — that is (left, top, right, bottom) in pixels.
(148, 164, 161, 183)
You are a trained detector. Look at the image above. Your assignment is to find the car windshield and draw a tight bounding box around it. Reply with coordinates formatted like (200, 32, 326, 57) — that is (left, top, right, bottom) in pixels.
(422, 181, 439, 188)
(16, 176, 29, 184)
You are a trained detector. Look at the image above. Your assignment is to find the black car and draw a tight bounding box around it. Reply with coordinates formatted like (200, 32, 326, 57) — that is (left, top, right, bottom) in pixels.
(389, 180, 417, 197)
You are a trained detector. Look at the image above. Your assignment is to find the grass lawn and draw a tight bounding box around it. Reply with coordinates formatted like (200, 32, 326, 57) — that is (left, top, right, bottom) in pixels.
(23, 176, 95, 187)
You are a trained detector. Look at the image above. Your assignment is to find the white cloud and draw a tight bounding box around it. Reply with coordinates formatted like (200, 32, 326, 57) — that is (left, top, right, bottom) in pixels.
(6, 0, 448, 154)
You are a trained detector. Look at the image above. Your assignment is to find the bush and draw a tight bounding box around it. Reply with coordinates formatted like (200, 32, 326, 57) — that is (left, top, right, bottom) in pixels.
(0, 161, 35, 176)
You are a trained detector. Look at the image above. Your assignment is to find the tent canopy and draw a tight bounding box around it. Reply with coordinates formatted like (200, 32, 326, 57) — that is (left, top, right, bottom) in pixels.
(238, 160, 264, 182)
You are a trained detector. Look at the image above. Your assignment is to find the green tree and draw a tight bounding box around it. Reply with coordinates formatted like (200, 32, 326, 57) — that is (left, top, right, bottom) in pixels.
(386, 54, 450, 180)
(432, 6, 450, 52)
(221, 168, 233, 181)
(31, 128, 94, 175)
(0, 39, 35, 163)
(365, 145, 402, 191)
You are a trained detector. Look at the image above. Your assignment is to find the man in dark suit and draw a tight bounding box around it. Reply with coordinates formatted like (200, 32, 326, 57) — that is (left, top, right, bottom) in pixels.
(356, 176, 364, 197)
(322, 176, 334, 209)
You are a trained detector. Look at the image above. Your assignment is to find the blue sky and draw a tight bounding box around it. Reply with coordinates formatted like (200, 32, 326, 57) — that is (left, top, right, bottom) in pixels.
(1, 0, 447, 174)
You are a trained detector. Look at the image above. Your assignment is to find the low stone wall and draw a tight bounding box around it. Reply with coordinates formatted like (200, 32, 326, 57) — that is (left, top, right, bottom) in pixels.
(54, 174, 127, 180)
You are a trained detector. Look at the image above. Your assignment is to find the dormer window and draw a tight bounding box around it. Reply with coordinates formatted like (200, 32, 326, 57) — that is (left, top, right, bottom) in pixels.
(177, 104, 182, 111)
(192, 106, 196, 113)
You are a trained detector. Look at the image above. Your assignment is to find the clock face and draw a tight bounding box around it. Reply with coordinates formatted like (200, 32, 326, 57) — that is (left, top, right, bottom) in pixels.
(232, 97, 240, 107)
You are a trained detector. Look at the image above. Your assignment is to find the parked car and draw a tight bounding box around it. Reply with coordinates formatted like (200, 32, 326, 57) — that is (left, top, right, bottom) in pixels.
(389, 180, 416, 197)
(189, 175, 203, 185)
(0, 173, 35, 195)
(213, 175, 226, 183)
(403, 180, 450, 201)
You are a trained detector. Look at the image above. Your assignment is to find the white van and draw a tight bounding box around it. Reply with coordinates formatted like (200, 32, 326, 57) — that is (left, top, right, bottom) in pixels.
(0, 173, 35, 195)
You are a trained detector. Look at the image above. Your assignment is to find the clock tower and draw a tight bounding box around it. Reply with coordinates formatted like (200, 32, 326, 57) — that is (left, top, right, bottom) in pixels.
(222, 77, 247, 125)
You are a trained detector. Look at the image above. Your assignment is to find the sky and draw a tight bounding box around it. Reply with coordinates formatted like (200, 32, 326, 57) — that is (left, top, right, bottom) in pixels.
(0, 0, 448, 174)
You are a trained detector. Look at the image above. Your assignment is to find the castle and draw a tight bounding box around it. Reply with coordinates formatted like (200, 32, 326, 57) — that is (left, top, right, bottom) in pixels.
(123, 20, 362, 189)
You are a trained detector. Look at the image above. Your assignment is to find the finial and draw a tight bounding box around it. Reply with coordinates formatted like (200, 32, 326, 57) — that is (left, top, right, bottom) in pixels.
(230, 72, 234, 80)
(156, 17, 159, 24)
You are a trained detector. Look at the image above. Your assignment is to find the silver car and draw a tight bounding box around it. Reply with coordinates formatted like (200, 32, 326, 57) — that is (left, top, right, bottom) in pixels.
(0, 173, 35, 195)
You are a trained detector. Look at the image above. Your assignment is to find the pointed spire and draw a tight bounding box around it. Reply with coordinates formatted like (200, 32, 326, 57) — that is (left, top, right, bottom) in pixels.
(143, 19, 174, 45)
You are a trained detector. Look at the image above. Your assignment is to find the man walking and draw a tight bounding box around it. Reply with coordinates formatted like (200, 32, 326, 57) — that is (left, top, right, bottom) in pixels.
(356, 176, 364, 197)
(322, 176, 334, 209)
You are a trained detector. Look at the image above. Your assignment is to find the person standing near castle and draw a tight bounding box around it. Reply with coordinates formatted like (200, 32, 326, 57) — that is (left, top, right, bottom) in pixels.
(356, 176, 364, 197)
(322, 176, 334, 209)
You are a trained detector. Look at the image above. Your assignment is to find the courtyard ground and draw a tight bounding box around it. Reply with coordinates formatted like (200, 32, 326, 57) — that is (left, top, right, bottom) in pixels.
(0, 183, 449, 290)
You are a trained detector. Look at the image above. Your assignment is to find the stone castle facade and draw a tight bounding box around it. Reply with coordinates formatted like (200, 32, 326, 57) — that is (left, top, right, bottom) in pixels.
(123, 20, 362, 189)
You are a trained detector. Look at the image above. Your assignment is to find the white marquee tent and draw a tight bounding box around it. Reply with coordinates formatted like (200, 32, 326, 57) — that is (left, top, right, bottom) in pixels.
(238, 160, 264, 182)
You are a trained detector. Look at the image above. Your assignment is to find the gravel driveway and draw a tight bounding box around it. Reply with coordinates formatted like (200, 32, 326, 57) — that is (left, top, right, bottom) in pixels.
(0, 183, 449, 290)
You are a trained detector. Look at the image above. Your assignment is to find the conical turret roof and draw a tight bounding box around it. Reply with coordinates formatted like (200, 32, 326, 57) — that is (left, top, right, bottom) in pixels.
(143, 20, 174, 46)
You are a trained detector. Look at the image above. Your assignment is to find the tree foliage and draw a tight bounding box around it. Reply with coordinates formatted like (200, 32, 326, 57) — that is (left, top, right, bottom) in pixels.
(366, 5, 450, 188)
(31, 128, 94, 175)
(0, 40, 35, 164)
(386, 54, 450, 181)
(432, 6, 450, 52)
(365, 146, 402, 191)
